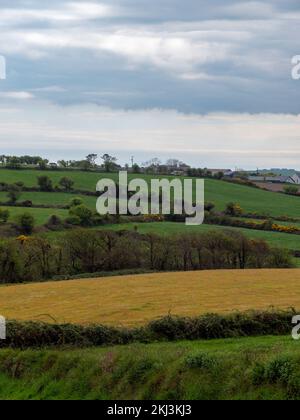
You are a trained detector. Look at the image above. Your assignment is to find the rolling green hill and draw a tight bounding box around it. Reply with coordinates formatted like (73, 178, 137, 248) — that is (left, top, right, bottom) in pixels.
(1, 168, 300, 218)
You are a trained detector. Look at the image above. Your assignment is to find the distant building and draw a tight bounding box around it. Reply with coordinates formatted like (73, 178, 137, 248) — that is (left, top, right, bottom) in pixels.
(248, 174, 300, 184)
(210, 169, 233, 177)
(168, 163, 191, 176)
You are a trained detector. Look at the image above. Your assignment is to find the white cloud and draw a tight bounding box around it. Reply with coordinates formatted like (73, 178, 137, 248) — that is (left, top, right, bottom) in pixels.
(31, 86, 67, 93)
(0, 26, 235, 76)
(0, 2, 121, 26)
(0, 91, 35, 99)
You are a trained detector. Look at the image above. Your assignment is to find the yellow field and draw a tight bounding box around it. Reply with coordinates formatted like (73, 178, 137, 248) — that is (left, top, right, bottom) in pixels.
(0, 269, 300, 326)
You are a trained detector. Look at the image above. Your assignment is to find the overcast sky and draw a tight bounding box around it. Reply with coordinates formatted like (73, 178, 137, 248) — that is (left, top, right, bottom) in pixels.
(0, 0, 299, 168)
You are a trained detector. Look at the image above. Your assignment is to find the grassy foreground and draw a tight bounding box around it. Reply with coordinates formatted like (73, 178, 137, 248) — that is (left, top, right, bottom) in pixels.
(0, 335, 299, 400)
(1, 270, 300, 326)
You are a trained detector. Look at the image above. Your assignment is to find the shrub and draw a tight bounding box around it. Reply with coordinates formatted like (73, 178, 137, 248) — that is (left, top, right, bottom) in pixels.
(287, 374, 300, 399)
(46, 215, 63, 230)
(225, 202, 243, 217)
(37, 176, 53, 192)
(20, 200, 33, 208)
(265, 356, 294, 384)
(185, 352, 218, 370)
(65, 215, 81, 226)
(0, 310, 296, 349)
(69, 197, 83, 208)
(16, 212, 35, 235)
(284, 185, 299, 196)
(127, 358, 156, 384)
(59, 177, 74, 191)
(7, 184, 21, 204)
(69, 205, 93, 226)
(204, 202, 215, 212)
(0, 208, 9, 224)
(252, 363, 266, 385)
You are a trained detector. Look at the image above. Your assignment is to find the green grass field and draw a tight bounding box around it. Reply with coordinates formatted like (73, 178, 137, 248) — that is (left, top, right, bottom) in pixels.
(95, 222, 300, 251)
(0, 335, 299, 400)
(1, 168, 300, 254)
(1, 168, 300, 218)
(41, 220, 300, 254)
(0, 191, 97, 209)
(0, 206, 68, 226)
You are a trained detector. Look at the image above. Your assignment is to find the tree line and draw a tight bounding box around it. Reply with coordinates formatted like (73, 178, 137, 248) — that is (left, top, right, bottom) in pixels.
(0, 229, 293, 284)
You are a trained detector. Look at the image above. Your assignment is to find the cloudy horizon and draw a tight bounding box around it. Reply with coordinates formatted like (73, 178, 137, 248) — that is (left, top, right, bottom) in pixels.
(0, 0, 299, 169)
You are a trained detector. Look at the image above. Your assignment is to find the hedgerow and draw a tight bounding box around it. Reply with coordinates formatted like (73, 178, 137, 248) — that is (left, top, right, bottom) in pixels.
(0, 310, 296, 349)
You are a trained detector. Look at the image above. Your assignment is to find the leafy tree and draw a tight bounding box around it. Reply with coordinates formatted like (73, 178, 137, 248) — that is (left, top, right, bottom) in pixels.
(57, 160, 68, 168)
(69, 204, 93, 226)
(69, 197, 83, 208)
(166, 159, 180, 168)
(59, 177, 74, 191)
(5, 156, 22, 169)
(143, 158, 161, 168)
(7, 184, 21, 204)
(37, 176, 53, 192)
(46, 215, 63, 229)
(0, 208, 9, 223)
(86, 154, 98, 167)
(132, 163, 141, 174)
(16, 213, 35, 235)
(214, 171, 224, 180)
(101, 154, 117, 172)
(38, 159, 49, 170)
(284, 185, 299, 196)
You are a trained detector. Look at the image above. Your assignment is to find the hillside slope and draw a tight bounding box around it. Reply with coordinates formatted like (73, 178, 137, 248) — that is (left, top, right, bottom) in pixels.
(1, 169, 300, 217)
(0, 336, 299, 400)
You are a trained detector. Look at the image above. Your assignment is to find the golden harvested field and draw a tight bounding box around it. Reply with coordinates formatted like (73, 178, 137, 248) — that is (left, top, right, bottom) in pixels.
(0, 269, 300, 327)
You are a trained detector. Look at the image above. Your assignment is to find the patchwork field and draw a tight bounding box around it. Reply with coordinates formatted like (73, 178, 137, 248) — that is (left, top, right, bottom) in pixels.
(1, 168, 300, 218)
(1, 269, 300, 326)
(0, 191, 97, 209)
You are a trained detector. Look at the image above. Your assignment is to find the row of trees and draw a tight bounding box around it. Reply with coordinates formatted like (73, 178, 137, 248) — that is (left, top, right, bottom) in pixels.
(0, 229, 293, 284)
(58, 154, 119, 172)
(0, 154, 120, 172)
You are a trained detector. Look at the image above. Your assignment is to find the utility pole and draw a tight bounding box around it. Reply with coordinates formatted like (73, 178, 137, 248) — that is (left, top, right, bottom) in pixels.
(131, 156, 134, 167)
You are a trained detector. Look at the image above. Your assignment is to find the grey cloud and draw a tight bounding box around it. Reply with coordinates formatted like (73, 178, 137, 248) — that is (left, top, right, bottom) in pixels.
(0, 0, 298, 113)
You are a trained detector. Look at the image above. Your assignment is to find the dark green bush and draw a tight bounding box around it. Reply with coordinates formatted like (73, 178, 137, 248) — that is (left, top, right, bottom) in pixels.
(252, 363, 266, 386)
(185, 352, 218, 370)
(265, 356, 294, 384)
